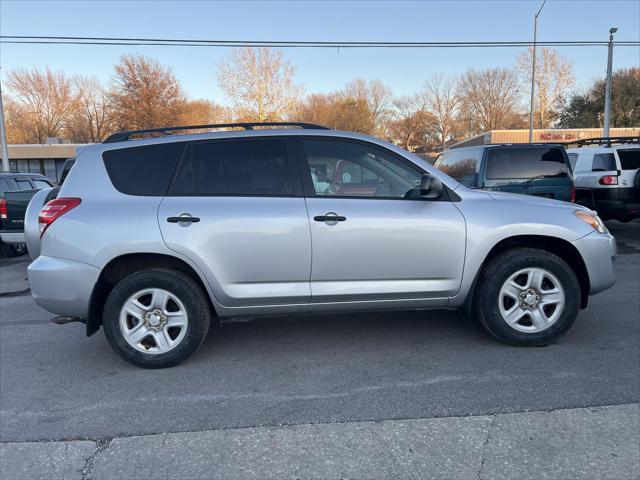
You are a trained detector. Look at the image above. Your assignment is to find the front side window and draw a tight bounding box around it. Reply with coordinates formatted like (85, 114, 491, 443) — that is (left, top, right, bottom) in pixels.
(171, 139, 294, 196)
(486, 147, 568, 179)
(591, 153, 617, 172)
(302, 139, 421, 198)
(434, 149, 481, 187)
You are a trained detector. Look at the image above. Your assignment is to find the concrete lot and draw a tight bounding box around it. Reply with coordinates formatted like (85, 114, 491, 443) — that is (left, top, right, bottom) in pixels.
(1, 220, 639, 478)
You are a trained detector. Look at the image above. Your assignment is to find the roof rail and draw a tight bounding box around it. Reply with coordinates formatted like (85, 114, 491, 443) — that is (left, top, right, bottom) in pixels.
(563, 136, 640, 147)
(103, 122, 330, 144)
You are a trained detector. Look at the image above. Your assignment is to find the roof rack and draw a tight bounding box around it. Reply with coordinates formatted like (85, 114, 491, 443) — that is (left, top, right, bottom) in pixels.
(563, 136, 640, 147)
(103, 122, 330, 144)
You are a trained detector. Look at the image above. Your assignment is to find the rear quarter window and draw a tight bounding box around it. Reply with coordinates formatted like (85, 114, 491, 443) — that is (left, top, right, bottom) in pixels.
(591, 153, 617, 171)
(103, 142, 185, 196)
(486, 147, 568, 179)
(617, 149, 640, 170)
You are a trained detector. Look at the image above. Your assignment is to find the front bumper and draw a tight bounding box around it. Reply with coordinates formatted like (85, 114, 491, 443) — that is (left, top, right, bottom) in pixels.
(28, 256, 100, 318)
(572, 231, 617, 296)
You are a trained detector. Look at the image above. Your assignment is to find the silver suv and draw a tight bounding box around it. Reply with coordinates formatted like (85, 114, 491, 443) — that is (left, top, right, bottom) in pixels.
(25, 123, 616, 368)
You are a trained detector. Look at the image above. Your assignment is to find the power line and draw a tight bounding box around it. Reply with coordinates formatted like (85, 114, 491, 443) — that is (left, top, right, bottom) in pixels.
(1, 35, 639, 48)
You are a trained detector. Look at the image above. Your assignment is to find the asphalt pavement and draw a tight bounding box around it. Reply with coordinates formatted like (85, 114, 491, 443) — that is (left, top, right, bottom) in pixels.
(1, 220, 639, 478)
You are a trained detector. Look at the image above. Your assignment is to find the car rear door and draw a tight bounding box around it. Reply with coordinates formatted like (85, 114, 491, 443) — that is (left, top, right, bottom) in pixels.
(158, 137, 312, 307)
(297, 137, 465, 304)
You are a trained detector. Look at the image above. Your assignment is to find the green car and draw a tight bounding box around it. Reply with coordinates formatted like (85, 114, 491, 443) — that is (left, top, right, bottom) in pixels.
(435, 144, 575, 203)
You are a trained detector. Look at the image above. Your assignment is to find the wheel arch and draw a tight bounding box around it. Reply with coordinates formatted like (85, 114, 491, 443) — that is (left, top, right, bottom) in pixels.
(86, 252, 216, 336)
(462, 234, 590, 315)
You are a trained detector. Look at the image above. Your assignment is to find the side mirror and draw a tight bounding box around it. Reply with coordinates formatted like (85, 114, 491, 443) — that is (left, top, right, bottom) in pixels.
(420, 173, 444, 199)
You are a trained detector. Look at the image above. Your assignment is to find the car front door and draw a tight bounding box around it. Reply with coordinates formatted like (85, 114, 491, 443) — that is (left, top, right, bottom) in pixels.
(159, 137, 312, 307)
(297, 137, 466, 304)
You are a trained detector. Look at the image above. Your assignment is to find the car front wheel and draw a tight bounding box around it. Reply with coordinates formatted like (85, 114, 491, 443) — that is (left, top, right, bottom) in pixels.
(103, 269, 211, 368)
(474, 247, 580, 346)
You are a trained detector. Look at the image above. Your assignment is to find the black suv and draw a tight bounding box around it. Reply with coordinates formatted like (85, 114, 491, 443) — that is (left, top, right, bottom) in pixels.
(0, 172, 54, 256)
(434, 144, 574, 202)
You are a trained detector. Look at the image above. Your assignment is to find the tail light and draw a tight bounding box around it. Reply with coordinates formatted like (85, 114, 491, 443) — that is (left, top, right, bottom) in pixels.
(599, 175, 618, 185)
(38, 197, 81, 237)
(0, 198, 7, 219)
(570, 186, 576, 203)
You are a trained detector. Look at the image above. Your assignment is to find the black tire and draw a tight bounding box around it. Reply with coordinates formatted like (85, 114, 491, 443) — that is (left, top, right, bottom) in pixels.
(103, 269, 211, 368)
(0, 241, 27, 257)
(474, 247, 580, 346)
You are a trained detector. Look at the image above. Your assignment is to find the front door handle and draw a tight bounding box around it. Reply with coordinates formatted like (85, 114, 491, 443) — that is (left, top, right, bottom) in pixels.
(167, 214, 200, 224)
(314, 213, 346, 222)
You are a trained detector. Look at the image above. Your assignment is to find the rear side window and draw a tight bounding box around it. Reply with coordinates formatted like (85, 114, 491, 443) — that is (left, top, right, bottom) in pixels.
(103, 143, 185, 196)
(15, 179, 33, 191)
(171, 139, 294, 196)
(617, 149, 640, 170)
(33, 179, 52, 189)
(434, 148, 482, 187)
(591, 153, 617, 171)
(486, 147, 568, 179)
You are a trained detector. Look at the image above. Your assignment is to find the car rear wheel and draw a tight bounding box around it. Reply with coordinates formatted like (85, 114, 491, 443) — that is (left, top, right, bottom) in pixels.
(103, 269, 211, 368)
(474, 247, 580, 346)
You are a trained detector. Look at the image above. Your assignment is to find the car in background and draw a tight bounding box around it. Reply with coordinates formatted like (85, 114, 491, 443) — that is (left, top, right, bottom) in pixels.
(0, 172, 54, 256)
(567, 137, 640, 222)
(434, 144, 575, 202)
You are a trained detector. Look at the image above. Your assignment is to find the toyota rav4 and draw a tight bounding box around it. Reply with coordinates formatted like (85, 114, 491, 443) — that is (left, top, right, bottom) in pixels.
(25, 123, 617, 368)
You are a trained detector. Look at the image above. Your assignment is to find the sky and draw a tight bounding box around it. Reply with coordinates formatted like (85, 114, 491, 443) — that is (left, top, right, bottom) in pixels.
(1, 0, 639, 105)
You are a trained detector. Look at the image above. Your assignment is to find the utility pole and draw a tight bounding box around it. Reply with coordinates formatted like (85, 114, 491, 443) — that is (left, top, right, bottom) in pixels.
(0, 70, 10, 172)
(603, 27, 617, 138)
(528, 0, 548, 143)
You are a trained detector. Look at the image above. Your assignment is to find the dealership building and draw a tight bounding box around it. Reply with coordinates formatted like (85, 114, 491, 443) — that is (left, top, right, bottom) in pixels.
(450, 127, 639, 149)
(4, 143, 84, 182)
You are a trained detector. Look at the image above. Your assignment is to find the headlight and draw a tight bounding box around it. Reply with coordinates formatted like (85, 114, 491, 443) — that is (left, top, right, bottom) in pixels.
(575, 210, 607, 234)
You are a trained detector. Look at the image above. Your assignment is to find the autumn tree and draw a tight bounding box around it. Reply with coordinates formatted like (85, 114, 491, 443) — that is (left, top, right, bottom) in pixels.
(66, 76, 113, 143)
(387, 94, 435, 151)
(517, 47, 575, 128)
(217, 47, 300, 122)
(343, 79, 392, 134)
(4, 67, 78, 143)
(459, 68, 524, 132)
(295, 92, 376, 133)
(109, 54, 186, 131)
(424, 74, 461, 150)
(177, 99, 231, 126)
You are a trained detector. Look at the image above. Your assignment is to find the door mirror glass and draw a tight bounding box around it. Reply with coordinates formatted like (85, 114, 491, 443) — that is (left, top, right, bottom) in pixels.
(420, 174, 443, 199)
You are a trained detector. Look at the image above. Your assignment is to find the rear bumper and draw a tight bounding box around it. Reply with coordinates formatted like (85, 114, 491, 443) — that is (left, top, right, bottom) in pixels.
(0, 231, 25, 244)
(28, 256, 100, 318)
(572, 231, 617, 296)
(593, 187, 640, 219)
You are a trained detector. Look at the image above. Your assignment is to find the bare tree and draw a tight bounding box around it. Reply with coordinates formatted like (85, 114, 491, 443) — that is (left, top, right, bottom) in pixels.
(66, 76, 113, 142)
(388, 94, 435, 151)
(424, 74, 461, 150)
(109, 54, 186, 131)
(459, 68, 523, 132)
(343, 79, 392, 133)
(217, 47, 300, 122)
(518, 47, 575, 128)
(5, 67, 78, 143)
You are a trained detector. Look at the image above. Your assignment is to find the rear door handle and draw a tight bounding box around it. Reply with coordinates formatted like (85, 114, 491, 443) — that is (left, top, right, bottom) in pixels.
(167, 215, 200, 223)
(314, 213, 346, 222)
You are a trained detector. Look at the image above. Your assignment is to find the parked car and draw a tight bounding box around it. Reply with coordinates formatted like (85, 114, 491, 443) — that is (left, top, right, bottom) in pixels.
(434, 144, 575, 202)
(0, 172, 54, 256)
(25, 123, 615, 368)
(567, 138, 640, 222)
